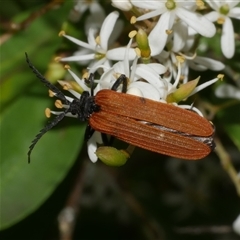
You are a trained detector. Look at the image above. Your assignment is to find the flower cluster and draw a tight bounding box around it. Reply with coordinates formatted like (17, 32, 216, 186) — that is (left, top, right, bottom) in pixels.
(41, 1, 239, 234)
(40, 1, 240, 162)
(45, 0, 239, 163)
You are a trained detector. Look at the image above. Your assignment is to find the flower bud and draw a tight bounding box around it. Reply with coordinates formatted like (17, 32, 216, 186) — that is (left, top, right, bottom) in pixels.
(136, 29, 151, 59)
(95, 146, 129, 166)
(167, 77, 200, 103)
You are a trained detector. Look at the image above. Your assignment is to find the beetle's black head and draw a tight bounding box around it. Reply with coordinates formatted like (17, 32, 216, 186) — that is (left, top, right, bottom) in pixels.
(68, 93, 100, 121)
(25, 53, 99, 163)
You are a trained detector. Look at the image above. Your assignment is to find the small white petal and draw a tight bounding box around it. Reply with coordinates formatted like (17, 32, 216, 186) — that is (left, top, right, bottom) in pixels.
(228, 1, 240, 9)
(111, 61, 125, 75)
(106, 47, 136, 61)
(204, 11, 219, 22)
(68, 89, 81, 99)
(135, 64, 166, 90)
(64, 96, 74, 102)
(66, 69, 89, 91)
(88, 58, 107, 72)
(111, 0, 132, 11)
(131, 0, 163, 10)
(87, 28, 98, 47)
(206, 1, 219, 11)
(127, 87, 143, 97)
(147, 63, 167, 75)
(229, 7, 240, 19)
(61, 53, 95, 62)
(148, 11, 172, 56)
(136, 8, 165, 21)
(221, 17, 235, 58)
(102, 59, 112, 69)
(172, 21, 188, 52)
(190, 78, 219, 96)
(87, 132, 103, 163)
(87, 142, 98, 163)
(129, 81, 161, 100)
(100, 11, 119, 51)
(176, 8, 216, 37)
(123, 38, 133, 78)
(130, 56, 139, 80)
(63, 34, 95, 50)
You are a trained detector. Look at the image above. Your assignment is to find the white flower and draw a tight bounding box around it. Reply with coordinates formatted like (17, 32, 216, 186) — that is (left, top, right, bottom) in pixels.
(131, 0, 216, 55)
(205, 0, 240, 58)
(155, 39, 225, 84)
(111, 0, 132, 11)
(101, 60, 168, 100)
(60, 11, 136, 71)
(97, 38, 167, 100)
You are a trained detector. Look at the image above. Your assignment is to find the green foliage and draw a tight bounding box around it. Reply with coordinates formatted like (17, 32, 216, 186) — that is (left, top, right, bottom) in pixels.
(0, 0, 85, 230)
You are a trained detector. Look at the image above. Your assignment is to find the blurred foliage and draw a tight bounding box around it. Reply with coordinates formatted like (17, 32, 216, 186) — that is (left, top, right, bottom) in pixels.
(0, 1, 240, 240)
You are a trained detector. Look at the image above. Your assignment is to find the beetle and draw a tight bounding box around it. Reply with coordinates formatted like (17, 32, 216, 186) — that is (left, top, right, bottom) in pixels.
(25, 53, 215, 163)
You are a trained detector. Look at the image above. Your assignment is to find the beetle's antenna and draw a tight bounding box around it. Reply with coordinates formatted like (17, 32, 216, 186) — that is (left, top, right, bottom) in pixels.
(28, 112, 66, 163)
(25, 52, 71, 163)
(25, 52, 69, 104)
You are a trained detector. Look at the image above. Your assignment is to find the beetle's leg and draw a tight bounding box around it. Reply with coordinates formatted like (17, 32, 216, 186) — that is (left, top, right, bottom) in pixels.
(84, 124, 95, 141)
(101, 133, 115, 146)
(84, 73, 95, 97)
(111, 74, 127, 93)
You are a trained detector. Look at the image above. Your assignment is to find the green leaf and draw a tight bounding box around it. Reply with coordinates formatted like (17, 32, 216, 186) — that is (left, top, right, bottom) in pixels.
(0, 1, 74, 110)
(0, 2, 85, 230)
(0, 83, 85, 230)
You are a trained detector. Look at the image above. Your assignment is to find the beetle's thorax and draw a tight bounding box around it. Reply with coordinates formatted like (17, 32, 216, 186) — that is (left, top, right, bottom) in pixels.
(68, 91, 100, 121)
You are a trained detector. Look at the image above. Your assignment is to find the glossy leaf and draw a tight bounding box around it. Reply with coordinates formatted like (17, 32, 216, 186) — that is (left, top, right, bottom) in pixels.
(0, 1, 86, 230)
(0, 84, 85, 230)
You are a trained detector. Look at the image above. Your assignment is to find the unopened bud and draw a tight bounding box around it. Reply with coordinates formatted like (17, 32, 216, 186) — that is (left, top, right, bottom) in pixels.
(167, 77, 200, 103)
(95, 146, 129, 166)
(136, 29, 151, 59)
